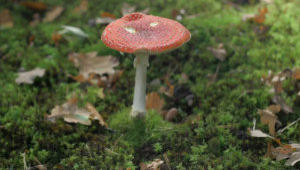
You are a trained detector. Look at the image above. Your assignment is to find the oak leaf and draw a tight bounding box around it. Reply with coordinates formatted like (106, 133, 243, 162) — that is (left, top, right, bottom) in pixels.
(47, 97, 107, 127)
(43, 6, 64, 22)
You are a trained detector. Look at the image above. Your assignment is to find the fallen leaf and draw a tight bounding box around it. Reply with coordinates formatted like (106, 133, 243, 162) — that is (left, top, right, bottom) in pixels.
(140, 159, 164, 170)
(146, 92, 165, 114)
(88, 17, 115, 26)
(293, 68, 300, 80)
(0, 9, 13, 29)
(43, 6, 64, 22)
(29, 13, 41, 27)
(28, 34, 35, 46)
(73, 0, 88, 14)
(122, 3, 136, 16)
(15, 68, 45, 84)
(285, 152, 300, 166)
(101, 12, 116, 19)
(68, 52, 119, 80)
(58, 25, 88, 38)
(272, 95, 293, 114)
(271, 146, 294, 161)
(20, 1, 47, 11)
(207, 43, 227, 61)
(254, 7, 268, 24)
(33, 165, 47, 170)
(171, 9, 186, 21)
(243, 7, 268, 24)
(207, 64, 220, 86)
(86, 103, 108, 128)
(159, 78, 174, 97)
(258, 105, 280, 135)
(242, 14, 255, 22)
(47, 97, 107, 127)
(165, 108, 178, 121)
(51, 33, 62, 45)
(249, 129, 274, 138)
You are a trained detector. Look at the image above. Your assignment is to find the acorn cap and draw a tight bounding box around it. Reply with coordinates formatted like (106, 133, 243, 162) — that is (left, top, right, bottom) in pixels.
(101, 13, 191, 54)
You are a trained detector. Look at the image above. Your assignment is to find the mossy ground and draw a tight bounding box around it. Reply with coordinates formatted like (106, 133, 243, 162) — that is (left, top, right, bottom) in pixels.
(0, 0, 299, 169)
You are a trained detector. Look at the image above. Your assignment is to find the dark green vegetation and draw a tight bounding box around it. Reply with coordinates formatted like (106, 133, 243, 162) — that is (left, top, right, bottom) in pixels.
(0, 0, 299, 169)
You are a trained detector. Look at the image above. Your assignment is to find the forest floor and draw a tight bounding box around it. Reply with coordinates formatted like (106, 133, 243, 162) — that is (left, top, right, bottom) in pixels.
(0, 0, 299, 169)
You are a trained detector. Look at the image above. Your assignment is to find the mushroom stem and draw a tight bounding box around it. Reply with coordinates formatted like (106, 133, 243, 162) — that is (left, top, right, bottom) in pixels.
(131, 54, 149, 118)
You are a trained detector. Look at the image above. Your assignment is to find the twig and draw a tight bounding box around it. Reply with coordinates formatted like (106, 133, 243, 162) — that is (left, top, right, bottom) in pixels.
(21, 153, 28, 170)
(163, 153, 171, 170)
(277, 117, 300, 134)
(85, 144, 93, 157)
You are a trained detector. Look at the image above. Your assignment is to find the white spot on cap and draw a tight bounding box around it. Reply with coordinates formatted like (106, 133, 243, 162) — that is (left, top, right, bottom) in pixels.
(124, 27, 136, 34)
(150, 22, 159, 27)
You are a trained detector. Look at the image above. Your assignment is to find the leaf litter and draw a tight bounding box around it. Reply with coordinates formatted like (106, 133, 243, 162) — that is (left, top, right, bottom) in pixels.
(15, 68, 45, 84)
(249, 67, 300, 166)
(58, 25, 88, 38)
(0, 9, 13, 29)
(47, 96, 107, 127)
(68, 52, 121, 87)
(43, 6, 64, 22)
(140, 159, 164, 170)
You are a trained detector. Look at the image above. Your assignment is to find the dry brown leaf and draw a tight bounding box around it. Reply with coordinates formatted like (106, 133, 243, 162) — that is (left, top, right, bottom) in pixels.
(293, 68, 300, 80)
(254, 7, 268, 24)
(52, 33, 62, 45)
(146, 92, 165, 114)
(272, 95, 293, 114)
(15, 68, 45, 84)
(43, 6, 64, 22)
(291, 144, 300, 151)
(20, 1, 47, 11)
(159, 78, 174, 97)
(164, 108, 178, 121)
(101, 12, 116, 19)
(47, 97, 107, 127)
(28, 34, 35, 46)
(33, 165, 47, 170)
(140, 159, 164, 170)
(271, 146, 294, 161)
(207, 43, 227, 61)
(68, 52, 119, 79)
(258, 105, 280, 135)
(86, 103, 108, 128)
(0, 9, 13, 28)
(285, 152, 300, 166)
(73, 0, 88, 14)
(88, 17, 115, 26)
(29, 13, 41, 27)
(272, 144, 300, 166)
(122, 3, 136, 16)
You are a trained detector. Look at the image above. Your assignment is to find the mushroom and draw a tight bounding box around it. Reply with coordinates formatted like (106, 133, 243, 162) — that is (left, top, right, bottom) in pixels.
(101, 13, 190, 118)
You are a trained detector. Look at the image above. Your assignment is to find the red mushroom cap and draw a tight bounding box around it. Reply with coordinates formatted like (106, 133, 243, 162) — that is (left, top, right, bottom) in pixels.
(101, 13, 191, 54)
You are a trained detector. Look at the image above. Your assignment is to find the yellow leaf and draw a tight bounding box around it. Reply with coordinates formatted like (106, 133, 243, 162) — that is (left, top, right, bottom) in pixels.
(146, 92, 165, 113)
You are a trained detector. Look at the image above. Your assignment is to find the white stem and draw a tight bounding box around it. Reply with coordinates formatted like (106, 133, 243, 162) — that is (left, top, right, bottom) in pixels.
(131, 54, 149, 118)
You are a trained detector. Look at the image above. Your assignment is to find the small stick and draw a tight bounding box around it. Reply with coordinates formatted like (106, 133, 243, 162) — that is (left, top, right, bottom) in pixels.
(277, 117, 300, 134)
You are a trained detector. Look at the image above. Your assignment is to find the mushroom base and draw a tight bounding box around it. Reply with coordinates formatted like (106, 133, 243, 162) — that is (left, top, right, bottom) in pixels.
(131, 54, 149, 118)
